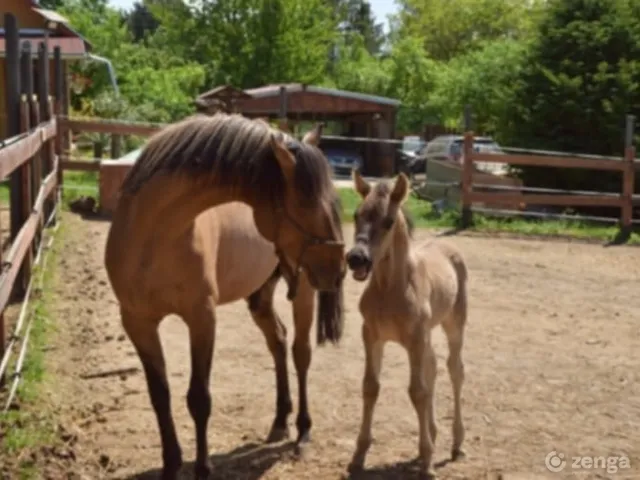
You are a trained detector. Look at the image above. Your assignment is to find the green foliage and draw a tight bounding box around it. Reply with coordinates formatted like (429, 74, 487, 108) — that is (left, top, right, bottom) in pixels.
(431, 39, 530, 135)
(505, 0, 640, 192)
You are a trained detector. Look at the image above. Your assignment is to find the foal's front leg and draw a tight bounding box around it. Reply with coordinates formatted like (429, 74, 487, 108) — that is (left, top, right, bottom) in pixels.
(407, 326, 437, 478)
(349, 322, 383, 472)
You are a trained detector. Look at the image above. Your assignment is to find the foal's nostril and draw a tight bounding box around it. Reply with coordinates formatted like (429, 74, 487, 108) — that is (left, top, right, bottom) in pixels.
(346, 249, 367, 270)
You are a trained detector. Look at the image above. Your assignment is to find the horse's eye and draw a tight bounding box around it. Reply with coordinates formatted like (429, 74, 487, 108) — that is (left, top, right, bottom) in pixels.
(382, 216, 394, 230)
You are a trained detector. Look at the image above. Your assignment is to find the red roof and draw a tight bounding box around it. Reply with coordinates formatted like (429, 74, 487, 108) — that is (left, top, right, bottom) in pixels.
(0, 36, 87, 56)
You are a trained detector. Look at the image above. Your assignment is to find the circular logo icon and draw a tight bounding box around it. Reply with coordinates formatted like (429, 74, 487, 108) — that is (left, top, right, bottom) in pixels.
(545, 451, 566, 473)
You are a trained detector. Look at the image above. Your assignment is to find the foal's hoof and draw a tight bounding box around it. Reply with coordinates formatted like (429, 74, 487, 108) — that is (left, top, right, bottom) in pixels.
(194, 460, 212, 479)
(266, 426, 290, 443)
(451, 448, 466, 461)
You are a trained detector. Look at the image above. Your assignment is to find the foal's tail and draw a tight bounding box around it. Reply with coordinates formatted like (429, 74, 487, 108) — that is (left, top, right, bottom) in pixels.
(316, 281, 345, 346)
(446, 246, 468, 326)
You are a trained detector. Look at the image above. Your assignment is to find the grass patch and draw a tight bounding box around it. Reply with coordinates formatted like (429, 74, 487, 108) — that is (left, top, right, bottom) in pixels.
(0, 223, 64, 477)
(337, 187, 640, 244)
(62, 171, 98, 207)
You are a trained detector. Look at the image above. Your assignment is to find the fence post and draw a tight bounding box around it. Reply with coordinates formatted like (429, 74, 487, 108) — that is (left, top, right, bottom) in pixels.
(4, 14, 25, 250)
(461, 104, 474, 228)
(37, 41, 54, 221)
(53, 47, 64, 202)
(19, 44, 33, 293)
(622, 114, 636, 233)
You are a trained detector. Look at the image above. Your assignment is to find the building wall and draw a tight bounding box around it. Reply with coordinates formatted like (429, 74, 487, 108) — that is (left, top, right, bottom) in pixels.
(0, 1, 46, 29)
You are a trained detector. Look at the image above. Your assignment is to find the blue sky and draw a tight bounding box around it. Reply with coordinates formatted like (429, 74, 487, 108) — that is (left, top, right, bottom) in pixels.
(107, 0, 398, 31)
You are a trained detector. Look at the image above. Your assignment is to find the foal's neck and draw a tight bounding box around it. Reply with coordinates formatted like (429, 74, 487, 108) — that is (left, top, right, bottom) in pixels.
(372, 216, 412, 290)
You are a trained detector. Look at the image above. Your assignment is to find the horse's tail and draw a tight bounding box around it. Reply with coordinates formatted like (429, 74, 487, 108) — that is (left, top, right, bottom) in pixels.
(316, 282, 345, 346)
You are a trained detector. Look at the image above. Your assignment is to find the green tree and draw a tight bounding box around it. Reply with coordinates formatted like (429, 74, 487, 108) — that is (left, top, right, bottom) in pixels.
(393, 0, 543, 61)
(506, 0, 640, 193)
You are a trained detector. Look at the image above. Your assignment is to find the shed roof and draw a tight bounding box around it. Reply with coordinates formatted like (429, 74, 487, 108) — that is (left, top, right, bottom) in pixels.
(245, 83, 401, 107)
(0, 4, 92, 57)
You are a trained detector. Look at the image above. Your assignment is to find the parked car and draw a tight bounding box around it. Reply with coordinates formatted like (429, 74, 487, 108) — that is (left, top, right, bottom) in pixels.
(398, 135, 427, 174)
(413, 134, 523, 211)
(323, 148, 363, 177)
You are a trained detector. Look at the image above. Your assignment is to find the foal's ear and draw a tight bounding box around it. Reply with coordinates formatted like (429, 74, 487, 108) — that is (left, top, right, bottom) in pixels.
(269, 133, 296, 180)
(353, 169, 371, 199)
(302, 122, 324, 146)
(390, 173, 410, 205)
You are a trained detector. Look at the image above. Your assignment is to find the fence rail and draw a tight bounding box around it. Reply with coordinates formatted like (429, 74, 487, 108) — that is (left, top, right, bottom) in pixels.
(0, 12, 62, 391)
(460, 109, 637, 230)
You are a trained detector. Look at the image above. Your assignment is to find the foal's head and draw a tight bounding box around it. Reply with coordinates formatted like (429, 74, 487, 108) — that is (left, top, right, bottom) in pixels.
(346, 171, 413, 282)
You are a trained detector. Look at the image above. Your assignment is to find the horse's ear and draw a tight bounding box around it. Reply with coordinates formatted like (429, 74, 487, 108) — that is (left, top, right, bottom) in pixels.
(390, 173, 410, 205)
(352, 169, 371, 199)
(270, 133, 296, 180)
(302, 122, 324, 146)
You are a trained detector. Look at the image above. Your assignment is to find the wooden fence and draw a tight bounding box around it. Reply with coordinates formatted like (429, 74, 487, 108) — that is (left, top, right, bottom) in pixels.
(0, 13, 62, 390)
(460, 108, 637, 231)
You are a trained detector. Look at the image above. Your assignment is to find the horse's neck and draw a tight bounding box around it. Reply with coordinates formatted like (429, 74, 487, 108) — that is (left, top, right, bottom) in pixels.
(371, 222, 412, 291)
(117, 174, 261, 240)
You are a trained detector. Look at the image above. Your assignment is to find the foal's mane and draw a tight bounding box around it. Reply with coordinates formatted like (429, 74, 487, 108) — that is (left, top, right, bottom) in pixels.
(119, 113, 336, 210)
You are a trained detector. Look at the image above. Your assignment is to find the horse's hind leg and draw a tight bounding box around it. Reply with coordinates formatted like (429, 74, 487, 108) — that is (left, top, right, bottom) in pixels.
(442, 308, 466, 461)
(246, 267, 292, 443)
(121, 309, 182, 479)
(184, 296, 217, 479)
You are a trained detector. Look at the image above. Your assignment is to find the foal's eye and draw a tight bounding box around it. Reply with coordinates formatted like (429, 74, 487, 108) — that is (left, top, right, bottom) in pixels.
(381, 217, 394, 230)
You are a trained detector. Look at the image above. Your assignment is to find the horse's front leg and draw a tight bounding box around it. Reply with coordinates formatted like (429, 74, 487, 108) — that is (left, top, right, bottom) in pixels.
(291, 274, 316, 446)
(185, 296, 217, 479)
(246, 268, 293, 443)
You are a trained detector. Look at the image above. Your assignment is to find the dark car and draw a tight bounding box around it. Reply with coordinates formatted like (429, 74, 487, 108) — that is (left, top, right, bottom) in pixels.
(323, 148, 363, 177)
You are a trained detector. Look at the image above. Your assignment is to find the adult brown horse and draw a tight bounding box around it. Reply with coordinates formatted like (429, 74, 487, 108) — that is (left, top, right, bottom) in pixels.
(104, 114, 346, 479)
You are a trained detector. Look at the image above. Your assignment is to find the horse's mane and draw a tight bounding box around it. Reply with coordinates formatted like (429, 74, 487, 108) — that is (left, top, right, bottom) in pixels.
(119, 113, 336, 209)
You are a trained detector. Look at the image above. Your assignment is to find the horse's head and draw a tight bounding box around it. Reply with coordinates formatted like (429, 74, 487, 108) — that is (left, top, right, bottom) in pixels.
(253, 123, 345, 293)
(346, 171, 412, 282)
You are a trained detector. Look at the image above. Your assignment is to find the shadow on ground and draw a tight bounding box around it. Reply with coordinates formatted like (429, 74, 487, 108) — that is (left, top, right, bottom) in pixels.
(125, 441, 299, 480)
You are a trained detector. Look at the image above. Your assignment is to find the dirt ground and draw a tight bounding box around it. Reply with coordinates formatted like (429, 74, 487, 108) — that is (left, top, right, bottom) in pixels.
(28, 211, 640, 479)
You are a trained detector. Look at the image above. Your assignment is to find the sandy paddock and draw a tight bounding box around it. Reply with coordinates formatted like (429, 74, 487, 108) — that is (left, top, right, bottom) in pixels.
(24, 212, 640, 479)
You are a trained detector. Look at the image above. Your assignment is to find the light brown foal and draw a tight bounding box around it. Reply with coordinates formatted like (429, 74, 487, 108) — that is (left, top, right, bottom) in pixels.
(345, 172, 468, 478)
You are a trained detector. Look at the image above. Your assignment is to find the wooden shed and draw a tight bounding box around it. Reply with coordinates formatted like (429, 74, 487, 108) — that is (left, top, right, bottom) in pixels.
(0, 0, 91, 139)
(196, 83, 401, 176)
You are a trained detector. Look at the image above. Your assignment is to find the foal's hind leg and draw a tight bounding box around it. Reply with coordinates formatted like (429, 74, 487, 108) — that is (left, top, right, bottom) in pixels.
(185, 297, 217, 479)
(121, 309, 182, 480)
(442, 314, 466, 461)
(246, 268, 292, 443)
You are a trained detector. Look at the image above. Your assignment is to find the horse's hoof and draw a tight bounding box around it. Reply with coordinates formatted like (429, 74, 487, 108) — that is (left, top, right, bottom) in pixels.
(419, 468, 437, 480)
(451, 448, 466, 461)
(161, 467, 181, 480)
(160, 454, 183, 480)
(194, 460, 212, 479)
(294, 434, 311, 458)
(296, 430, 311, 445)
(266, 426, 290, 443)
(347, 461, 364, 475)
